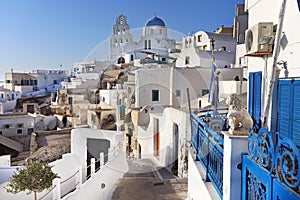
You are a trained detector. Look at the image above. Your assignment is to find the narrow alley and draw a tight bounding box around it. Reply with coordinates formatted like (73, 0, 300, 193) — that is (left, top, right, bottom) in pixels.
(111, 159, 187, 200)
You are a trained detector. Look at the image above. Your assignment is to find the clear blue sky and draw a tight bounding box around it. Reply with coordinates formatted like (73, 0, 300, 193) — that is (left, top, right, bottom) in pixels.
(0, 0, 244, 80)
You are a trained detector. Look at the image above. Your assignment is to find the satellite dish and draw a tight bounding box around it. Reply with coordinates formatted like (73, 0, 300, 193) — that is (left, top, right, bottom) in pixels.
(245, 30, 253, 52)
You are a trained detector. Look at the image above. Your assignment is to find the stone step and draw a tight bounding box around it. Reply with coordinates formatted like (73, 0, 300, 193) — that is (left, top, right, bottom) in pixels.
(17, 151, 30, 157)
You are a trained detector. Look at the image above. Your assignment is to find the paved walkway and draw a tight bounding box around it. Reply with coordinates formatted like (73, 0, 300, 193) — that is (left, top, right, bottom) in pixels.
(111, 159, 187, 200)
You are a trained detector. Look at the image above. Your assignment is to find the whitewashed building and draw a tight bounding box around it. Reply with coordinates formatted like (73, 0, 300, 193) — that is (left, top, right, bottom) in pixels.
(175, 31, 236, 68)
(4, 70, 68, 94)
(0, 114, 35, 137)
(99, 84, 127, 107)
(134, 66, 243, 108)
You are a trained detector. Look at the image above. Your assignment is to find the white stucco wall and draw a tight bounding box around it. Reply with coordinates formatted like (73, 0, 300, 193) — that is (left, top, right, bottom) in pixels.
(241, 0, 300, 128)
(71, 128, 125, 168)
(0, 115, 35, 136)
(187, 150, 212, 200)
(99, 89, 127, 107)
(0, 128, 126, 200)
(137, 107, 188, 177)
(135, 67, 243, 108)
(222, 132, 248, 200)
(0, 154, 78, 200)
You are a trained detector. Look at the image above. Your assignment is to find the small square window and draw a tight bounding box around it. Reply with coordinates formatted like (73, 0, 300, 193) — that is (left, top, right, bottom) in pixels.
(17, 129, 23, 134)
(202, 89, 209, 96)
(152, 90, 159, 101)
(176, 90, 181, 97)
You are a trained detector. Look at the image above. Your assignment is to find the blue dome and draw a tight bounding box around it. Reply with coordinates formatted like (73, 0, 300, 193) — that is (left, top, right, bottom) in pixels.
(146, 16, 165, 27)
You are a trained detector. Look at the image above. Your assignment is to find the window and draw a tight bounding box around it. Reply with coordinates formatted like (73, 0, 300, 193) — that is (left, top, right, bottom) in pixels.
(17, 123, 23, 128)
(0, 131, 2, 135)
(28, 128, 34, 135)
(185, 56, 190, 65)
(6, 80, 11, 83)
(120, 39, 123, 46)
(202, 89, 209, 96)
(17, 129, 22, 134)
(221, 46, 226, 51)
(1, 93, 3, 99)
(152, 90, 159, 101)
(53, 80, 58, 84)
(148, 40, 151, 49)
(144, 40, 147, 49)
(130, 55, 134, 62)
(248, 71, 262, 127)
(198, 35, 202, 42)
(14, 80, 17, 84)
(203, 45, 207, 50)
(176, 90, 181, 97)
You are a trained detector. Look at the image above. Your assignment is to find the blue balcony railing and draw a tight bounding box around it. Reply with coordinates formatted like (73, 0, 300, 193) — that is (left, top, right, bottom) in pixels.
(191, 112, 224, 198)
(242, 127, 300, 200)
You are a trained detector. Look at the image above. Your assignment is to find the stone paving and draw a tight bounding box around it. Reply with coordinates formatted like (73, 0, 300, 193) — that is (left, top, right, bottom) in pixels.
(111, 159, 187, 200)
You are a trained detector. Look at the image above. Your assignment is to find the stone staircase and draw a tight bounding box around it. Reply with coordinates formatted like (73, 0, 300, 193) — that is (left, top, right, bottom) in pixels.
(0, 135, 23, 152)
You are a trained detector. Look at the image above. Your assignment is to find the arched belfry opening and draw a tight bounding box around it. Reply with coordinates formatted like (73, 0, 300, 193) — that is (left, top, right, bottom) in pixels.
(117, 57, 125, 64)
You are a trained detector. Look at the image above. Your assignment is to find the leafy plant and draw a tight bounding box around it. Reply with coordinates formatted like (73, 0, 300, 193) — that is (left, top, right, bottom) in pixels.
(6, 161, 59, 200)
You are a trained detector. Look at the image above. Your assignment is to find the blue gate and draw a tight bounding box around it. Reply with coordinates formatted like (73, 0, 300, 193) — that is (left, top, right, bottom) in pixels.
(242, 128, 300, 200)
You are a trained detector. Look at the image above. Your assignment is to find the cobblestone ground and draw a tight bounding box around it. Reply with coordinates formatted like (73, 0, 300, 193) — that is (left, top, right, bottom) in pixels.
(111, 159, 187, 200)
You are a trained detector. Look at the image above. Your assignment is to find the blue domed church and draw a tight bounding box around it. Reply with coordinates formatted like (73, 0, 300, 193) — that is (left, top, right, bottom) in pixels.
(110, 14, 176, 64)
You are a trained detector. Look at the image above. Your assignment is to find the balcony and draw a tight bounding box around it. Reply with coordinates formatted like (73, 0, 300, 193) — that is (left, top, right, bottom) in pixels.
(190, 110, 300, 200)
(191, 110, 227, 198)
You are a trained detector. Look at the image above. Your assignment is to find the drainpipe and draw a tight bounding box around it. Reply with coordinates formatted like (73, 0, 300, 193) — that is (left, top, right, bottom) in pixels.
(263, 0, 287, 128)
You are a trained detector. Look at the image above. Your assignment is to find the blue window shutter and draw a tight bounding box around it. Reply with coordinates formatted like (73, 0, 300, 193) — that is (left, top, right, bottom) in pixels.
(248, 72, 262, 126)
(253, 72, 262, 125)
(292, 80, 300, 146)
(248, 73, 254, 116)
(277, 80, 292, 139)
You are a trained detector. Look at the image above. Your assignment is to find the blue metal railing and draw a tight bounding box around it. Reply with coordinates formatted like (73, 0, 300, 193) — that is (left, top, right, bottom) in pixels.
(242, 127, 300, 200)
(191, 112, 224, 198)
